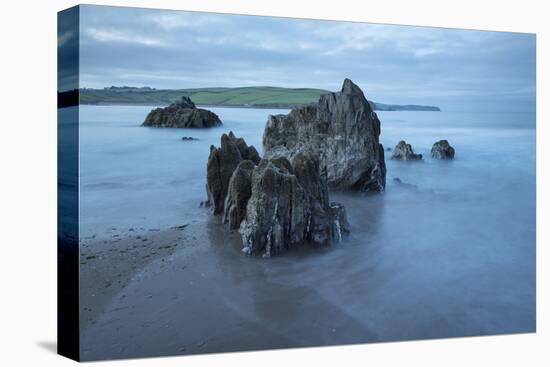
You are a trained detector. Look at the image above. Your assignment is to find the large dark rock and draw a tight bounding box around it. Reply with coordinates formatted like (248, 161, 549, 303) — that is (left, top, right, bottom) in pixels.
(142, 96, 222, 128)
(206, 132, 260, 215)
(240, 152, 350, 257)
(391, 140, 423, 161)
(431, 140, 455, 160)
(263, 79, 386, 192)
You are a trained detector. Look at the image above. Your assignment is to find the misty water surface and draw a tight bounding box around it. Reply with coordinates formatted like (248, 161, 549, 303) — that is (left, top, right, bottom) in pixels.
(79, 105, 535, 348)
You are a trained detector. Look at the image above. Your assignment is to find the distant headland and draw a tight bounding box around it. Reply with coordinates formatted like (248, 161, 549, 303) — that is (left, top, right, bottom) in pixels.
(74, 86, 441, 111)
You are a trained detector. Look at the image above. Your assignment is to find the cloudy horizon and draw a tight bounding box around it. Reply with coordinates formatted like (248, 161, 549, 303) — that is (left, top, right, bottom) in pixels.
(67, 5, 535, 112)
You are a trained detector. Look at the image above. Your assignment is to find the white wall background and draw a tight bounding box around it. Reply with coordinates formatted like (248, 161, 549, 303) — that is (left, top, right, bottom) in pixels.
(0, 0, 547, 366)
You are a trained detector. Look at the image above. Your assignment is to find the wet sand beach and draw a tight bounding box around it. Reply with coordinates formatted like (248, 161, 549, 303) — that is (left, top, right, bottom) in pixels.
(80, 187, 535, 361)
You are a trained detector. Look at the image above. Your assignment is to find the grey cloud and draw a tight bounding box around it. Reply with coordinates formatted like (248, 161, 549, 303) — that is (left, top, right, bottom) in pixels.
(77, 5, 535, 112)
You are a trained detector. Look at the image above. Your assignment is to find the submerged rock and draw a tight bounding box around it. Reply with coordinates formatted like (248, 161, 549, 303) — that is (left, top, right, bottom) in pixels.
(263, 78, 386, 192)
(391, 141, 423, 161)
(393, 177, 419, 190)
(181, 136, 198, 141)
(431, 140, 455, 160)
(240, 152, 349, 257)
(206, 132, 260, 215)
(142, 96, 222, 128)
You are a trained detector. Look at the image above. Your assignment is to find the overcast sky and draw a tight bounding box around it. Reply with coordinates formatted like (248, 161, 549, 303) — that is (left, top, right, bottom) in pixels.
(70, 5, 535, 112)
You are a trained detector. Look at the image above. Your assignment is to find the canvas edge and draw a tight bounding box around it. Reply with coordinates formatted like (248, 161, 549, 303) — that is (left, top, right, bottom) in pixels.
(57, 4, 81, 362)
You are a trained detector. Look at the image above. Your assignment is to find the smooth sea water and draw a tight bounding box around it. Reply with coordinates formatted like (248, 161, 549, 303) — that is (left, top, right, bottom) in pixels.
(79, 106, 278, 237)
(79, 105, 535, 345)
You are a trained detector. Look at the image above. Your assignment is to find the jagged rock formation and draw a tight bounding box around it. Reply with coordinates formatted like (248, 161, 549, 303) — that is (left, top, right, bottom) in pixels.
(142, 96, 222, 128)
(263, 78, 386, 192)
(391, 140, 423, 161)
(223, 160, 255, 230)
(240, 152, 350, 257)
(431, 140, 455, 160)
(205, 132, 260, 214)
(204, 79, 389, 256)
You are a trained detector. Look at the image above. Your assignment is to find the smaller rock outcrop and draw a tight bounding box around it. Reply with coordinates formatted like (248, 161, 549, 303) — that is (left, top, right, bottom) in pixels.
(206, 132, 260, 215)
(142, 96, 222, 128)
(431, 140, 455, 160)
(181, 136, 198, 141)
(391, 141, 423, 161)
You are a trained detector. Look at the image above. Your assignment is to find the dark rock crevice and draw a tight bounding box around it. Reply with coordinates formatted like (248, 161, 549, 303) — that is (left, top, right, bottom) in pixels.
(206, 132, 260, 215)
(223, 160, 255, 230)
(239, 153, 349, 257)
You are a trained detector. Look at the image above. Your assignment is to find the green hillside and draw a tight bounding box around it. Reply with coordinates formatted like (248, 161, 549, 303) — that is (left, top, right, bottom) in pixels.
(79, 86, 440, 111)
(80, 86, 329, 108)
